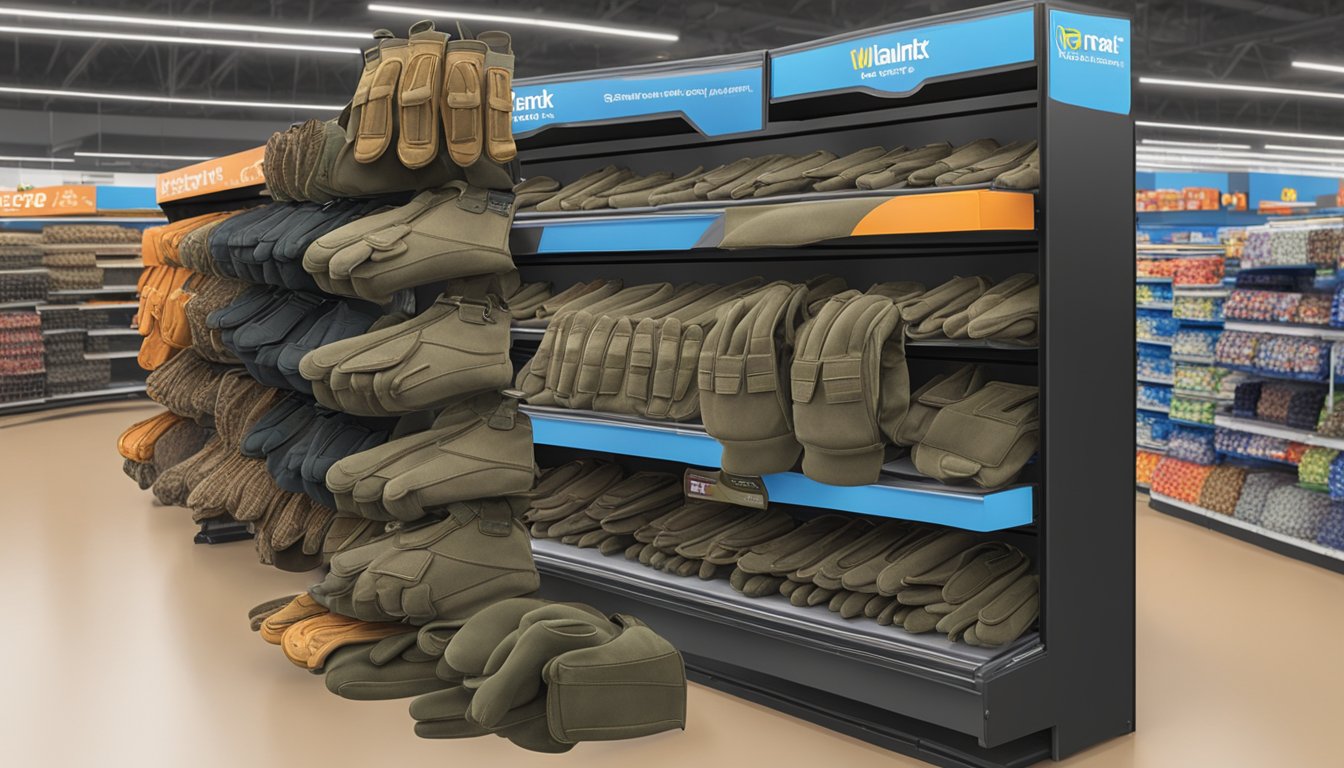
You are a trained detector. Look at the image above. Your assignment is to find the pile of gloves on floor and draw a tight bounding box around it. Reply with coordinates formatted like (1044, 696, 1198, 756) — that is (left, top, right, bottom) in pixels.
(525, 459, 1039, 647)
(262, 20, 516, 204)
(247, 506, 686, 752)
(518, 275, 1039, 488)
(515, 139, 1039, 212)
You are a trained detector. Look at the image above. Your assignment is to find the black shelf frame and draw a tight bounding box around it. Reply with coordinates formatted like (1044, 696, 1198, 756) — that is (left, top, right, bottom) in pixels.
(515, 2, 1136, 764)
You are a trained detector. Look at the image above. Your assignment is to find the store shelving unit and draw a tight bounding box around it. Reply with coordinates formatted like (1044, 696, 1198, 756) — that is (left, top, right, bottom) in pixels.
(0, 185, 162, 415)
(499, 3, 1136, 764)
(1143, 215, 1344, 573)
(154, 3, 1134, 763)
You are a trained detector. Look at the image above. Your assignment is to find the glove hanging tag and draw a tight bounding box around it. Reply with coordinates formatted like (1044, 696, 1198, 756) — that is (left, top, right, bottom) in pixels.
(488, 388, 525, 429)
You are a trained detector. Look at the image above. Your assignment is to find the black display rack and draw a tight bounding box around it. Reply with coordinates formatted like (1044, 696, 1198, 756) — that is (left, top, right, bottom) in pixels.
(147, 3, 1135, 763)
(506, 2, 1136, 765)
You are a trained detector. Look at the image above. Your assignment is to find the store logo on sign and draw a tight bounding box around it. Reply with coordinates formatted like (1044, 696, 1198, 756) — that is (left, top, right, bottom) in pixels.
(1055, 24, 1124, 58)
(849, 37, 930, 70)
(1281, 188, 1298, 202)
(514, 88, 554, 111)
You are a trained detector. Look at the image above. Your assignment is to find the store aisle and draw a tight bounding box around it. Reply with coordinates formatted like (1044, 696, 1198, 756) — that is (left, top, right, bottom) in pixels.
(1, 403, 1341, 768)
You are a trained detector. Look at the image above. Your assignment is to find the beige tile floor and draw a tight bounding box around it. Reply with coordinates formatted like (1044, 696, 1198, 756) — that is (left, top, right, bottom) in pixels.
(2, 401, 1342, 767)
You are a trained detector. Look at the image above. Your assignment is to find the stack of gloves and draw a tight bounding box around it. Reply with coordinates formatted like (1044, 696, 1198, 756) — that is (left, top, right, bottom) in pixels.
(515, 139, 1039, 213)
(0, 231, 43, 269)
(298, 292, 510, 415)
(514, 276, 780, 421)
(525, 461, 1039, 648)
(244, 388, 536, 563)
(240, 391, 397, 512)
(137, 213, 239, 370)
(42, 334, 110, 396)
(262, 20, 516, 204)
(118, 409, 208, 490)
(42, 224, 140, 245)
(301, 182, 517, 306)
(209, 285, 383, 393)
(203, 199, 395, 292)
(0, 263, 48, 303)
(137, 349, 339, 570)
(729, 516, 1036, 646)
(516, 276, 1038, 489)
(901, 365, 1040, 490)
(249, 595, 685, 753)
(41, 250, 102, 292)
(0, 310, 45, 402)
(321, 390, 536, 524)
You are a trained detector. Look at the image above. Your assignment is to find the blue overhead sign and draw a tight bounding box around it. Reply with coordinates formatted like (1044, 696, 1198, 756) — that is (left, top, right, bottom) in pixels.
(512, 57, 764, 138)
(769, 9, 1035, 100)
(1048, 9, 1131, 114)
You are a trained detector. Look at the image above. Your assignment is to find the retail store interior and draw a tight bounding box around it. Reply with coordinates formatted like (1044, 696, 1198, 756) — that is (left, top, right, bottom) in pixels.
(0, 2, 1341, 767)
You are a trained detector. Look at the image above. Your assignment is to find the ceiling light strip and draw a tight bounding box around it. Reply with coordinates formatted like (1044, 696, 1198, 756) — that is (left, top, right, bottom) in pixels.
(1138, 76, 1344, 102)
(1263, 144, 1344, 156)
(1136, 120, 1344, 144)
(1136, 147, 1344, 164)
(0, 155, 73, 163)
(1293, 61, 1344, 76)
(0, 6, 370, 39)
(74, 152, 212, 161)
(0, 85, 343, 111)
(1139, 139, 1252, 150)
(367, 3, 679, 42)
(0, 24, 360, 54)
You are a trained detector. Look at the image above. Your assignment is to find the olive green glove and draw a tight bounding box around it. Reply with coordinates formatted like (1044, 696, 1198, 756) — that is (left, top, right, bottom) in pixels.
(897, 276, 991, 340)
(941, 273, 1036, 339)
(905, 139, 1000, 187)
(893, 364, 986, 447)
(731, 515, 867, 597)
(992, 147, 1040, 190)
(791, 291, 908, 485)
(934, 140, 1037, 186)
(300, 294, 511, 416)
(310, 497, 540, 625)
(852, 143, 954, 190)
(912, 382, 1039, 489)
(963, 573, 1038, 646)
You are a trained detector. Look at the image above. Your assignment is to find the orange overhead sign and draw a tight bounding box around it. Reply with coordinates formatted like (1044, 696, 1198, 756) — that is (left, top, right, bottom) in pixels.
(156, 145, 266, 203)
(0, 185, 97, 216)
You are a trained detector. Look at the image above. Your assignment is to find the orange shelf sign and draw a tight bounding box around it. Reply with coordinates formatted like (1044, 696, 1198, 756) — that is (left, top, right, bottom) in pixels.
(850, 190, 1036, 236)
(156, 146, 266, 204)
(0, 185, 97, 217)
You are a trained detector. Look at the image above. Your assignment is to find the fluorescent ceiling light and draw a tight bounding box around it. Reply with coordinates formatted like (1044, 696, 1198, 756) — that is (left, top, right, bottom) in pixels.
(0, 6, 369, 39)
(368, 3, 679, 42)
(1293, 60, 1344, 76)
(1134, 154, 1344, 175)
(0, 24, 360, 54)
(0, 85, 342, 111)
(1138, 76, 1344, 102)
(1263, 144, 1344, 156)
(1137, 147, 1344, 164)
(0, 155, 72, 162)
(1136, 120, 1344, 143)
(75, 151, 211, 161)
(1135, 159, 1344, 179)
(1140, 139, 1252, 150)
